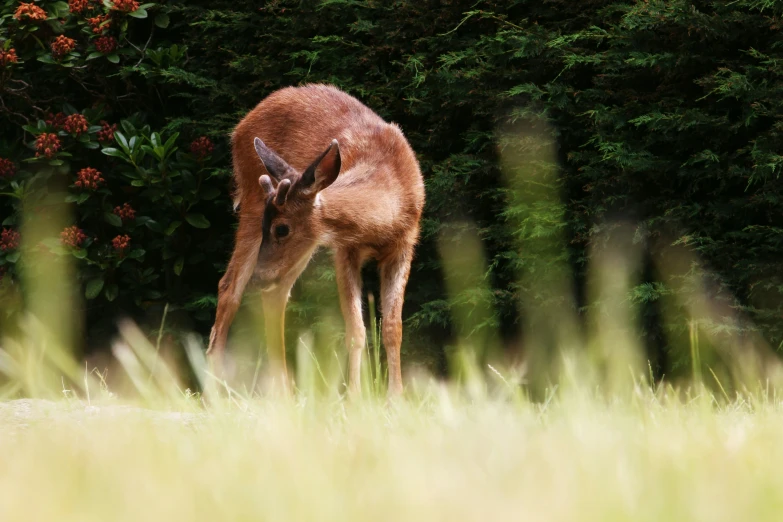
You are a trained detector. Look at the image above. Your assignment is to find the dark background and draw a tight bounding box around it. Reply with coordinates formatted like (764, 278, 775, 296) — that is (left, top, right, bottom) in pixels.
(2, 0, 782, 383)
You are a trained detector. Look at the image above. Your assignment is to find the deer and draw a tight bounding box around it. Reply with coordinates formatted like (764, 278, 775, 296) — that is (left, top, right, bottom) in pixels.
(205, 84, 425, 397)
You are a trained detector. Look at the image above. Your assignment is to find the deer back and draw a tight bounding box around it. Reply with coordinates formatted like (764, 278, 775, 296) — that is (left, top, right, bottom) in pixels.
(231, 85, 391, 211)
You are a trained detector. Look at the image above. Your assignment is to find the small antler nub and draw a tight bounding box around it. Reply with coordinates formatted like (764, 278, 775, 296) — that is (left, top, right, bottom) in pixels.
(259, 174, 275, 196)
(275, 179, 292, 206)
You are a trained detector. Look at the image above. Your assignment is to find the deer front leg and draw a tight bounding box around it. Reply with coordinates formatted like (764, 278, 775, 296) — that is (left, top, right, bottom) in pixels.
(380, 249, 413, 397)
(207, 215, 263, 375)
(335, 248, 366, 397)
(260, 283, 294, 395)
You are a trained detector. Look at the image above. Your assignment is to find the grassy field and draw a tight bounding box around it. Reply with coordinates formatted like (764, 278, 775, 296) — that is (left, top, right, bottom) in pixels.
(3, 269, 783, 522)
(2, 379, 783, 522)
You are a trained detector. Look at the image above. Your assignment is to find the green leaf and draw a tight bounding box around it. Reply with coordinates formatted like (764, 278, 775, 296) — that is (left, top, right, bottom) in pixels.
(174, 256, 184, 276)
(131, 180, 146, 187)
(72, 248, 88, 259)
(127, 249, 145, 259)
(106, 53, 120, 64)
(165, 221, 181, 236)
(143, 219, 163, 233)
(163, 132, 179, 152)
(87, 52, 103, 60)
(200, 186, 221, 200)
(102, 147, 127, 159)
(6, 251, 20, 263)
(104, 284, 119, 302)
(154, 13, 170, 28)
(104, 212, 123, 227)
(128, 7, 148, 18)
(52, 1, 70, 17)
(77, 193, 90, 204)
(37, 55, 56, 64)
(115, 131, 130, 152)
(85, 278, 105, 300)
(185, 213, 210, 229)
(120, 121, 136, 136)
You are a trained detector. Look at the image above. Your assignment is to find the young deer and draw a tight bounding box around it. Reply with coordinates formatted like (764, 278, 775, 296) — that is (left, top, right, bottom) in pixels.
(206, 84, 425, 396)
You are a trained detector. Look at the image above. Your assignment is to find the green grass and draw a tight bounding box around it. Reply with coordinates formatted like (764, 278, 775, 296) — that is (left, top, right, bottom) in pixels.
(2, 314, 783, 522)
(3, 383, 783, 521)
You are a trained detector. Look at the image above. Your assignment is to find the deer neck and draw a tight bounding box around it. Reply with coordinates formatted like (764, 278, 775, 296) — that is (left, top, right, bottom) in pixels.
(313, 166, 380, 248)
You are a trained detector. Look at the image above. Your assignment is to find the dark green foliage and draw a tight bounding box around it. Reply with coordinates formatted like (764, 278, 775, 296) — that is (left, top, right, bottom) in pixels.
(3, 0, 783, 378)
(0, 0, 232, 350)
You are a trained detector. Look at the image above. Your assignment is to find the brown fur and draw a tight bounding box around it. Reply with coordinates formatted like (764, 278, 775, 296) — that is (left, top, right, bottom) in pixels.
(207, 84, 425, 396)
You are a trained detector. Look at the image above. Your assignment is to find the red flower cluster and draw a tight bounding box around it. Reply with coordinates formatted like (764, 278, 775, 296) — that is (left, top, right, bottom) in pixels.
(190, 137, 214, 161)
(0, 158, 15, 179)
(14, 3, 47, 21)
(51, 35, 76, 59)
(97, 121, 117, 144)
(111, 0, 139, 12)
(60, 226, 86, 248)
(87, 14, 111, 34)
(0, 228, 20, 252)
(35, 133, 61, 159)
(112, 234, 130, 253)
(74, 167, 104, 190)
(68, 0, 93, 14)
(113, 203, 136, 221)
(46, 111, 67, 130)
(63, 114, 89, 135)
(0, 48, 18, 66)
(95, 36, 117, 54)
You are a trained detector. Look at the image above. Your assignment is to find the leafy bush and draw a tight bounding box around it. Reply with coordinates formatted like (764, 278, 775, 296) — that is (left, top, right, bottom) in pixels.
(0, 0, 232, 348)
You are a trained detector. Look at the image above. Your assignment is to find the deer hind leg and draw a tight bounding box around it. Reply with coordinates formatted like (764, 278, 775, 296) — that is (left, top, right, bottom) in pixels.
(380, 248, 413, 397)
(335, 248, 366, 397)
(207, 213, 263, 370)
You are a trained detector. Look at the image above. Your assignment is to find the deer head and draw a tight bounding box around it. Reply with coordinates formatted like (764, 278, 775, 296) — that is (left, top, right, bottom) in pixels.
(252, 136, 341, 290)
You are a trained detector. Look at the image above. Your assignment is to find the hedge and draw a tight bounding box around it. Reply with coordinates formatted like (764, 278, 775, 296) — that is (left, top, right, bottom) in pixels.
(2, 0, 783, 381)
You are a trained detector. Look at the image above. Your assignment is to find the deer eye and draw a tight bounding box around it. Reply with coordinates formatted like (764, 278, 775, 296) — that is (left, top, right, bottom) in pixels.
(274, 224, 290, 239)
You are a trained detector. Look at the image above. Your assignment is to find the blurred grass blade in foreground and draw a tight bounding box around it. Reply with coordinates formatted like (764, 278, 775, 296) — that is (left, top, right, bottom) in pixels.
(497, 118, 581, 398)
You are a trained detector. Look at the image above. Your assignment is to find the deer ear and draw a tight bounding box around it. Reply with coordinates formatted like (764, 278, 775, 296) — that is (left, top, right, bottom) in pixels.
(254, 137, 293, 180)
(300, 139, 341, 194)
